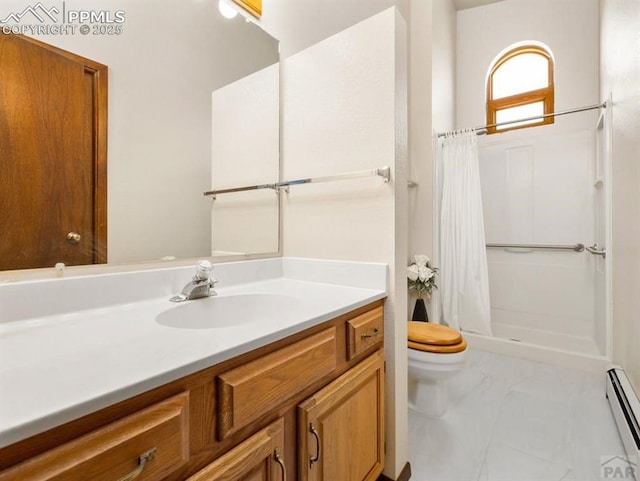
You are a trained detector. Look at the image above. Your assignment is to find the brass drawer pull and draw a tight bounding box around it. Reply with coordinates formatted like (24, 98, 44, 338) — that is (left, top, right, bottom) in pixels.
(309, 423, 321, 467)
(117, 447, 157, 481)
(274, 448, 287, 481)
(361, 328, 379, 339)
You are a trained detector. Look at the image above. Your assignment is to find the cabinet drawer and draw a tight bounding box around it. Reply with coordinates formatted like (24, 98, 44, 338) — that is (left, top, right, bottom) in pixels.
(347, 305, 384, 359)
(0, 392, 190, 481)
(218, 327, 337, 439)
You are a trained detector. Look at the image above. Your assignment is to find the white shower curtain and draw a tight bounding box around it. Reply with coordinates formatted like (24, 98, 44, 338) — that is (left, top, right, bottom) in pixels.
(439, 131, 492, 335)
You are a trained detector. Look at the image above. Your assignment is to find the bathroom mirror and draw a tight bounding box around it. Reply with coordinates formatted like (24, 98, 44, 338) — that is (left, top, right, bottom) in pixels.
(0, 0, 280, 273)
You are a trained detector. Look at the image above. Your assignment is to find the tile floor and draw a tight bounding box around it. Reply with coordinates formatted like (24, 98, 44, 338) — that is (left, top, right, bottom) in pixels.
(408, 349, 626, 481)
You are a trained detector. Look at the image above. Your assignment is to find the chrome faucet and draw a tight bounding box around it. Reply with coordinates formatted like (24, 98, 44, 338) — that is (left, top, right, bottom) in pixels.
(170, 260, 218, 302)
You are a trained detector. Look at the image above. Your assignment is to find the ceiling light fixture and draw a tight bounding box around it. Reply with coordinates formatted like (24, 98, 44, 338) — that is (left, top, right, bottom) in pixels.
(218, 0, 238, 19)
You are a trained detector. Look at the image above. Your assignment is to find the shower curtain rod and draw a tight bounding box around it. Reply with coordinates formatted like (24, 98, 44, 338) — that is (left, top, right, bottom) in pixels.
(436, 101, 607, 138)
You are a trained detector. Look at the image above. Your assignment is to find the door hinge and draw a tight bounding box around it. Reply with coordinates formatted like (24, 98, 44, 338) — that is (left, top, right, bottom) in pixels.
(384, 361, 387, 373)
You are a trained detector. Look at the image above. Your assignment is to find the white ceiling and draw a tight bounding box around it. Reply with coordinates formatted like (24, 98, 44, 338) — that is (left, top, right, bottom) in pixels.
(454, 0, 506, 11)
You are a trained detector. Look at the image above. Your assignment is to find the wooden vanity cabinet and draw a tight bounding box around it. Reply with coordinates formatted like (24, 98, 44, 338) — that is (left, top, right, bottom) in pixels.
(0, 301, 385, 481)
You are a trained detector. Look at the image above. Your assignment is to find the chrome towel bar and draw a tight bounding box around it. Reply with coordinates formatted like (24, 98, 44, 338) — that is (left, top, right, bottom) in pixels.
(278, 166, 390, 189)
(204, 166, 391, 198)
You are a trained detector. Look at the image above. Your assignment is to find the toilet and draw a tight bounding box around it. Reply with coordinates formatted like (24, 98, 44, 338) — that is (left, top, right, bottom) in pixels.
(407, 321, 468, 417)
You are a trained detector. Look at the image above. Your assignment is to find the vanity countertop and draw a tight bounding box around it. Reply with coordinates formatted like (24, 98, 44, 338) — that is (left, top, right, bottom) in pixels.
(0, 258, 387, 448)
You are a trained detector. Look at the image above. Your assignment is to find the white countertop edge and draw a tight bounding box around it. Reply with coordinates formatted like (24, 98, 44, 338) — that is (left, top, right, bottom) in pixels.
(0, 289, 386, 448)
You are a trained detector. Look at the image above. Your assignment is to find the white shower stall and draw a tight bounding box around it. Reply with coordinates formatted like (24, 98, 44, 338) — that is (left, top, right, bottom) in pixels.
(476, 111, 611, 359)
(436, 0, 611, 368)
(434, 107, 612, 366)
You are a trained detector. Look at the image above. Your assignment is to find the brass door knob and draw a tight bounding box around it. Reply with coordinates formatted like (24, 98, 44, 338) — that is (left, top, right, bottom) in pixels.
(67, 232, 81, 244)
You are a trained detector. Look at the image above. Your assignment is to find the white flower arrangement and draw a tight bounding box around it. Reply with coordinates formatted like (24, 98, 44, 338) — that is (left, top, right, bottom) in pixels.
(407, 255, 438, 299)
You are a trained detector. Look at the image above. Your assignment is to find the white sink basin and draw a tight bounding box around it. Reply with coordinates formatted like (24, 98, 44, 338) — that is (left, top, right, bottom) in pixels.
(155, 293, 299, 329)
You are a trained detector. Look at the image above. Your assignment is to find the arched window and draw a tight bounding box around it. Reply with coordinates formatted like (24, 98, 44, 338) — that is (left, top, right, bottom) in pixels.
(486, 44, 554, 134)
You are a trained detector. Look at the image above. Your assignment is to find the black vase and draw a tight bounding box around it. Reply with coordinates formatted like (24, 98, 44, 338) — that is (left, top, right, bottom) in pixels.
(412, 298, 429, 322)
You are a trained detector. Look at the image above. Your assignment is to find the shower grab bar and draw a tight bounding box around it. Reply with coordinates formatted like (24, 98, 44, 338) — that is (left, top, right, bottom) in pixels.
(585, 243, 606, 258)
(486, 243, 585, 252)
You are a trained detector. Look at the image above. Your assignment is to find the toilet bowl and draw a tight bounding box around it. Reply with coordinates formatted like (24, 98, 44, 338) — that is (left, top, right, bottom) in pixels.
(407, 321, 468, 417)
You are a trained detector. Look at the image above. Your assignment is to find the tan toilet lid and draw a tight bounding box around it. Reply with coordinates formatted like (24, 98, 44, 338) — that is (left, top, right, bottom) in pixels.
(408, 338, 467, 354)
(408, 321, 463, 346)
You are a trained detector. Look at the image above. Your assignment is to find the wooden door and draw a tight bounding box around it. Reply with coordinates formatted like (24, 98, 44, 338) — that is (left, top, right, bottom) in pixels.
(187, 418, 286, 481)
(298, 350, 385, 481)
(0, 33, 107, 271)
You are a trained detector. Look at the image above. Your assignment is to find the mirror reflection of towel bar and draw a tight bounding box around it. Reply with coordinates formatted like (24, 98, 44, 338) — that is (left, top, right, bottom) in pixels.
(486, 243, 585, 252)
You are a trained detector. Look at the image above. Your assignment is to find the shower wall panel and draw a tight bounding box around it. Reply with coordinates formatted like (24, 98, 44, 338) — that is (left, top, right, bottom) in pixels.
(479, 130, 599, 348)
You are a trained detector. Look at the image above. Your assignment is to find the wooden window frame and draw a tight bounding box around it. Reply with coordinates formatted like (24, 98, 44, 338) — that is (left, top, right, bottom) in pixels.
(486, 45, 554, 134)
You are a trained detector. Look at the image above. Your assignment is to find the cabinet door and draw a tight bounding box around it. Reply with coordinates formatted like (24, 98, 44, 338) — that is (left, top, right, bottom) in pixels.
(298, 350, 384, 481)
(187, 418, 286, 481)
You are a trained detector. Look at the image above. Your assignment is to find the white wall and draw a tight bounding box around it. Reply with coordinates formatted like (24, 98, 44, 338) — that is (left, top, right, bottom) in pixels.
(431, 0, 457, 134)
(280, 9, 409, 478)
(409, 0, 457, 321)
(600, 0, 640, 390)
(457, 0, 600, 131)
(261, 0, 409, 58)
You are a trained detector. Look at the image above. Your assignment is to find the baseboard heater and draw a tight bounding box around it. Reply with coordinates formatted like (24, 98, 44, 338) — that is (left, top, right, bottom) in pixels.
(607, 368, 640, 468)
